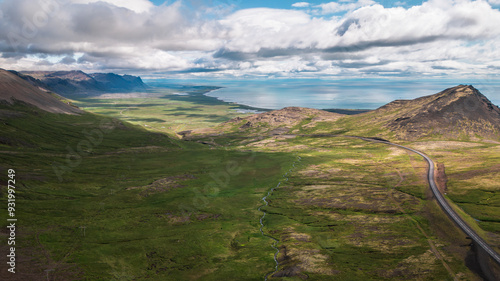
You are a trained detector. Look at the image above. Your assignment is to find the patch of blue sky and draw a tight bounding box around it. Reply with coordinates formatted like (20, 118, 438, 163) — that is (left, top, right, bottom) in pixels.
(149, 0, 428, 11)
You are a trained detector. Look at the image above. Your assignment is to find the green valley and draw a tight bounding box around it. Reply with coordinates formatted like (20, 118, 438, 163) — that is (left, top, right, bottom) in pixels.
(1, 73, 499, 280)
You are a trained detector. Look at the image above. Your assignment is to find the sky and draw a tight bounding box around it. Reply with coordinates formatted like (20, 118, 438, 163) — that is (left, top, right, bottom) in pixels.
(0, 0, 499, 79)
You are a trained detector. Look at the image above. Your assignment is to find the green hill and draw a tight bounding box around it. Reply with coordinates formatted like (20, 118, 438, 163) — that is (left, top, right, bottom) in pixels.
(1, 81, 498, 280)
(334, 85, 500, 141)
(0, 79, 291, 280)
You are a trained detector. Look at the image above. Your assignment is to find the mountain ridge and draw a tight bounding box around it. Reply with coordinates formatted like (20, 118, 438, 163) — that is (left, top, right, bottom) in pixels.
(186, 85, 500, 142)
(0, 69, 82, 114)
(371, 85, 500, 140)
(15, 70, 147, 97)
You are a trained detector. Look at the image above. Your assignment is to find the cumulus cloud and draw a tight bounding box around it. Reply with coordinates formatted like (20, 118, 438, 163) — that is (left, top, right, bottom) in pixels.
(217, 1, 500, 53)
(316, 0, 376, 14)
(0, 0, 220, 71)
(72, 0, 154, 13)
(292, 2, 310, 8)
(0, 0, 499, 78)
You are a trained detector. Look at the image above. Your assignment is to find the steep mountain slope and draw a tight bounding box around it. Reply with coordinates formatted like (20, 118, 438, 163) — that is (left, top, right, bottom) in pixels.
(18, 70, 147, 96)
(0, 69, 82, 114)
(20, 70, 104, 95)
(336, 85, 500, 141)
(0, 68, 180, 150)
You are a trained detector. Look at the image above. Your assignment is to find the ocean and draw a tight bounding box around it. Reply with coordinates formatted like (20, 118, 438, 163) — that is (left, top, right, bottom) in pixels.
(145, 78, 500, 110)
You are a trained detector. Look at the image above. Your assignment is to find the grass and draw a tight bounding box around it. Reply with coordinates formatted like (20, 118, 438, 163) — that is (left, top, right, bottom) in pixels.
(1, 87, 498, 280)
(407, 140, 500, 245)
(2, 150, 296, 280)
(0, 103, 296, 280)
(247, 136, 479, 280)
(70, 85, 267, 137)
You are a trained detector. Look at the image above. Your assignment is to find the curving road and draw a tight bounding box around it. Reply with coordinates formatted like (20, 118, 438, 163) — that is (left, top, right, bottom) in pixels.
(240, 132, 500, 271)
(359, 137, 500, 266)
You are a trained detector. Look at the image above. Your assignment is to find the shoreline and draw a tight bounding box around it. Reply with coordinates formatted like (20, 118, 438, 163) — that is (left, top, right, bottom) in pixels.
(204, 88, 371, 115)
(148, 82, 272, 113)
(202, 88, 272, 113)
(201, 87, 371, 115)
(149, 82, 371, 115)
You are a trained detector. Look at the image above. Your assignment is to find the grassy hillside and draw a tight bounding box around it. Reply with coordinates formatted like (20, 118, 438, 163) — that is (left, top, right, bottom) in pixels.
(184, 127, 483, 279)
(0, 104, 178, 153)
(2, 84, 499, 280)
(333, 85, 500, 142)
(0, 104, 296, 280)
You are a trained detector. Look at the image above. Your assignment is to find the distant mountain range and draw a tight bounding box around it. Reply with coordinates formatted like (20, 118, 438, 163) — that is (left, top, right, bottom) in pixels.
(1, 68, 499, 142)
(10, 70, 147, 97)
(0, 69, 82, 114)
(1, 68, 150, 114)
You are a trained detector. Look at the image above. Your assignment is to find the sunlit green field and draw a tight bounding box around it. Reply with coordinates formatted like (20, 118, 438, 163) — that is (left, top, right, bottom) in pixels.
(1, 87, 499, 280)
(0, 104, 295, 280)
(71, 86, 266, 136)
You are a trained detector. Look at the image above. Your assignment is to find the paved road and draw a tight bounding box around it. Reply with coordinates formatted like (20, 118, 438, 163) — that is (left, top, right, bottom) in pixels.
(216, 133, 500, 266)
(360, 137, 500, 266)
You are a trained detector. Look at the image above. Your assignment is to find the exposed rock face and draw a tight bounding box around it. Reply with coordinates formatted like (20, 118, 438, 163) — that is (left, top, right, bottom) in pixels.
(16, 70, 147, 96)
(371, 85, 500, 140)
(0, 69, 82, 114)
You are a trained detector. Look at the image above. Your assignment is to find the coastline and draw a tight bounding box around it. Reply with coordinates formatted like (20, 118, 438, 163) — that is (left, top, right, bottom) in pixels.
(146, 78, 500, 114)
(204, 88, 371, 115)
(148, 81, 371, 115)
(202, 88, 271, 113)
(147, 81, 272, 113)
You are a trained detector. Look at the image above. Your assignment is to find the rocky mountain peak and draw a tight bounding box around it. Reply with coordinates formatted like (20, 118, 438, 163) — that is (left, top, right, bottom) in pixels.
(373, 85, 500, 140)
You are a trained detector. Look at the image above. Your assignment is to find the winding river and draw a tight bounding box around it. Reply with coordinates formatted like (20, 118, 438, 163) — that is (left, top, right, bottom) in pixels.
(259, 156, 301, 280)
(257, 134, 500, 279)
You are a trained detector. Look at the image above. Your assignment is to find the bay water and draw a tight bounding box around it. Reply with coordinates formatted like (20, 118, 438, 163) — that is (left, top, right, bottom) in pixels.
(146, 78, 500, 110)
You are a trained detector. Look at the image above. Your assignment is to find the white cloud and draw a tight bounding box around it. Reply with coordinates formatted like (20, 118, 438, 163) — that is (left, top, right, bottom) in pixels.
(252, 58, 317, 74)
(72, 0, 154, 13)
(292, 2, 310, 8)
(220, 8, 313, 52)
(0, 0, 499, 78)
(316, 0, 376, 14)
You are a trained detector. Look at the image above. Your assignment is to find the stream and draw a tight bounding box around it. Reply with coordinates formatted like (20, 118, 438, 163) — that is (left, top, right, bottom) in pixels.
(259, 156, 301, 280)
